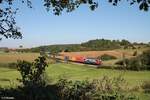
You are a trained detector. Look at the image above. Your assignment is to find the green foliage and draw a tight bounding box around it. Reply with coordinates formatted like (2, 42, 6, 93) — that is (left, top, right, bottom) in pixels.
(64, 49, 70, 52)
(81, 39, 121, 51)
(44, 0, 98, 15)
(116, 49, 150, 71)
(140, 49, 150, 67)
(116, 58, 143, 71)
(17, 39, 150, 53)
(24, 39, 136, 53)
(141, 81, 150, 93)
(0, 76, 138, 100)
(1, 0, 150, 40)
(57, 79, 92, 100)
(109, 0, 150, 11)
(56, 76, 138, 100)
(0, 0, 97, 40)
(91, 75, 138, 100)
(4, 49, 9, 53)
(120, 39, 131, 46)
(128, 58, 142, 71)
(17, 56, 48, 87)
(0, 85, 58, 100)
(0, 5, 22, 40)
(98, 54, 117, 61)
(29, 44, 82, 53)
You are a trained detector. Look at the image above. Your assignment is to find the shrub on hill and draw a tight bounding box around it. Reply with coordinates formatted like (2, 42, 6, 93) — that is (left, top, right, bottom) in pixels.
(140, 50, 150, 68)
(141, 81, 150, 93)
(116, 50, 150, 71)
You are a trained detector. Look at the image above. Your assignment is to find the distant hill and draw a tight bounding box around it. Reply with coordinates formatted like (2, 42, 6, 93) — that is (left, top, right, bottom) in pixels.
(17, 39, 150, 53)
(0, 47, 9, 53)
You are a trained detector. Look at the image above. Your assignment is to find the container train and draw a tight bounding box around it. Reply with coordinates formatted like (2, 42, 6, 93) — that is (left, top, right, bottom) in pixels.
(66, 56, 102, 65)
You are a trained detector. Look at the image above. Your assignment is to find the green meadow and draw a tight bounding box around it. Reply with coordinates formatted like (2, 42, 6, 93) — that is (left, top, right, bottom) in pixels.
(0, 63, 150, 87)
(0, 62, 150, 99)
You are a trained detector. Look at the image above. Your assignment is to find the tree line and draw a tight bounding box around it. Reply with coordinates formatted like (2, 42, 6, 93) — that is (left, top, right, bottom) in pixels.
(17, 39, 150, 53)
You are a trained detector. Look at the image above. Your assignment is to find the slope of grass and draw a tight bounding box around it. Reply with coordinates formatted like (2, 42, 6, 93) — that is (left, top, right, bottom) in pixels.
(0, 63, 150, 99)
(0, 67, 20, 87)
(0, 63, 150, 87)
(46, 63, 150, 86)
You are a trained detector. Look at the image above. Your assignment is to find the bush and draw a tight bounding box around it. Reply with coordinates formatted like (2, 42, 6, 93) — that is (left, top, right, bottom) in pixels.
(98, 54, 117, 61)
(0, 85, 58, 100)
(57, 79, 93, 100)
(140, 50, 150, 68)
(115, 49, 150, 71)
(17, 56, 48, 87)
(115, 58, 130, 66)
(116, 58, 143, 71)
(128, 58, 141, 71)
(56, 76, 138, 100)
(4, 49, 9, 53)
(0, 76, 138, 100)
(141, 81, 150, 93)
(133, 51, 137, 56)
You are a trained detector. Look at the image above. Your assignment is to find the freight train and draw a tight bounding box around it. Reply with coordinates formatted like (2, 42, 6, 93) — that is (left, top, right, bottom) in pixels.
(65, 56, 102, 65)
(45, 52, 102, 65)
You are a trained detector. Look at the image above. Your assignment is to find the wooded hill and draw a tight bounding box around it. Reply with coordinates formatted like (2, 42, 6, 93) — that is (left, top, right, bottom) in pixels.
(17, 39, 150, 53)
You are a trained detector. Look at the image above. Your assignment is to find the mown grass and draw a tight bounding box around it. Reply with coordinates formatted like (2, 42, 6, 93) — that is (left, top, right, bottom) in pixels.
(46, 63, 150, 86)
(0, 63, 150, 87)
(0, 63, 150, 99)
(0, 67, 20, 87)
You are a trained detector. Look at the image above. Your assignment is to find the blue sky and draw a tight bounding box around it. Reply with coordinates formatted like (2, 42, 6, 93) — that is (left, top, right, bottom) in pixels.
(0, 0, 150, 48)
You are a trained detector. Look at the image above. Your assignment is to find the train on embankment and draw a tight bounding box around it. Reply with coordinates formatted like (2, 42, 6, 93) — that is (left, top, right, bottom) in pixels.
(64, 56, 102, 65)
(45, 52, 102, 65)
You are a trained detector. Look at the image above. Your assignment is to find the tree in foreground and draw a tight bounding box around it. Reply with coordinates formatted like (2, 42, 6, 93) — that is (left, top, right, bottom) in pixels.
(17, 56, 48, 87)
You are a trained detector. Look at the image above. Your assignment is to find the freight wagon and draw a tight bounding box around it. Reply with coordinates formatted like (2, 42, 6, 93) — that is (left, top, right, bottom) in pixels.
(68, 56, 102, 65)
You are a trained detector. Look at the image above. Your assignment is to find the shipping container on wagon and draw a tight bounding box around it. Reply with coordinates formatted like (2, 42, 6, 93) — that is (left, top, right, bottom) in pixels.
(69, 56, 102, 65)
(70, 56, 86, 63)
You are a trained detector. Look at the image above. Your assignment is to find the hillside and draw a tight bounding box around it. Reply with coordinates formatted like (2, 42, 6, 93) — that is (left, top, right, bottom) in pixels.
(18, 39, 149, 53)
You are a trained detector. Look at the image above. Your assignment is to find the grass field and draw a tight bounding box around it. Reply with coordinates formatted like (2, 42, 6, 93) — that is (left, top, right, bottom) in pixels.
(0, 63, 150, 87)
(0, 62, 150, 99)
(0, 51, 150, 99)
(0, 51, 150, 87)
